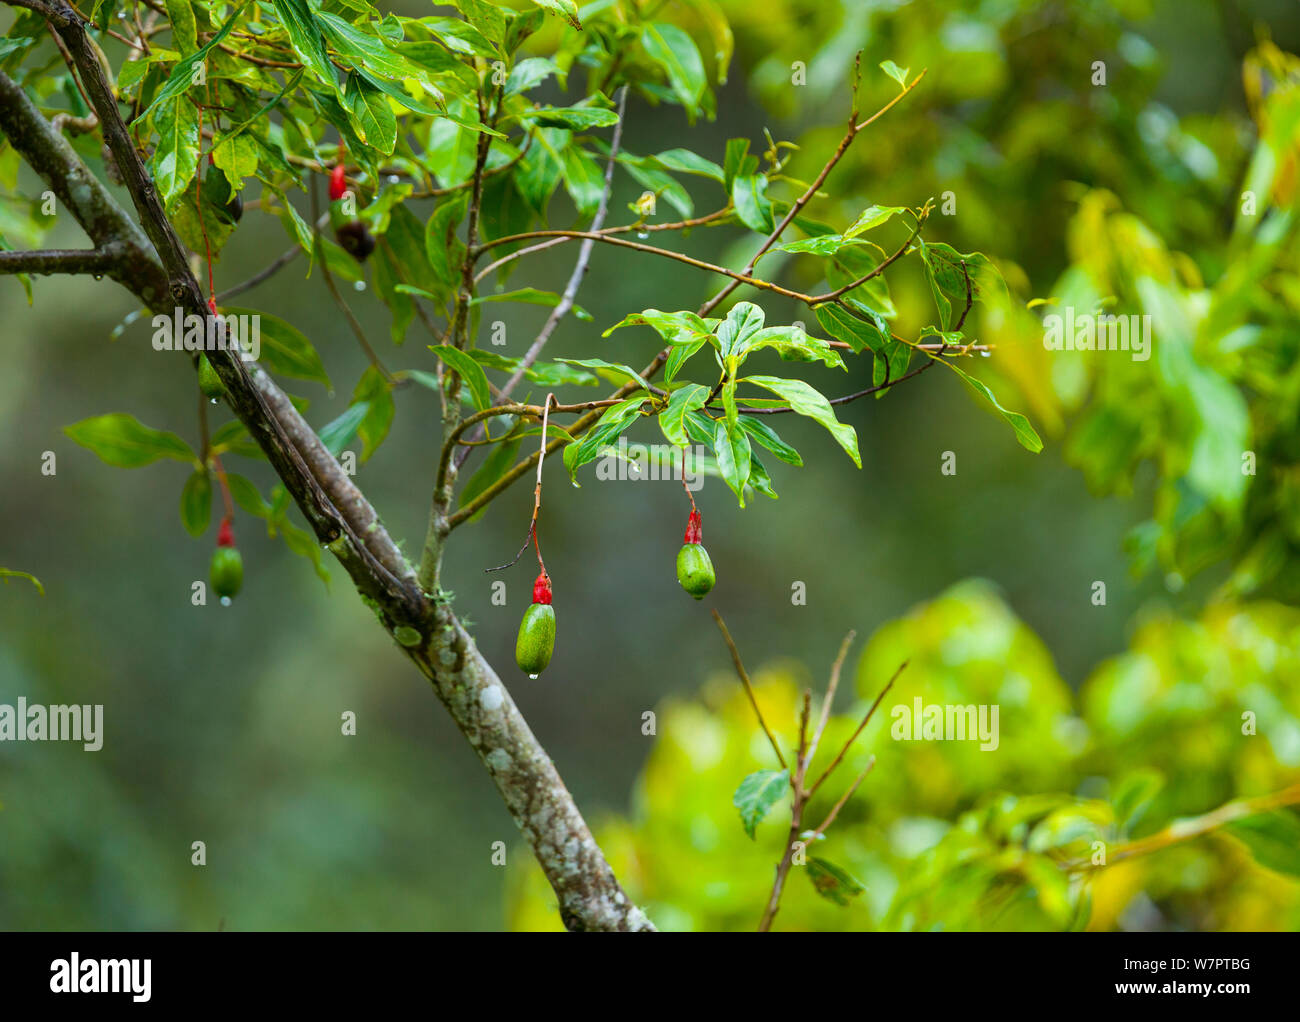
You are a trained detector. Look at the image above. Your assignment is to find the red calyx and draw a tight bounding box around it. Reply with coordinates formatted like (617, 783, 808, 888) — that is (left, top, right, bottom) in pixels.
(532, 572, 553, 605)
(207, 296, 218, 315)
(329, 164, 347, 202)
(217, 518, 236, 548)
(684, 509, 702, 544)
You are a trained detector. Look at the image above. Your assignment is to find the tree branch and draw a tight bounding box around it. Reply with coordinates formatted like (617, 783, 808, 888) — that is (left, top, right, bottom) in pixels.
(0, 245, 124, 275)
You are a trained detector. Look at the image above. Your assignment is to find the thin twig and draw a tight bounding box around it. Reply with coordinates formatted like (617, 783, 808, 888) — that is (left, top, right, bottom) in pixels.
(807, 660, 907, 798)
(804, 756, 876, 843)
(805, 631, 856, 772)
(712, 610, 788, 772)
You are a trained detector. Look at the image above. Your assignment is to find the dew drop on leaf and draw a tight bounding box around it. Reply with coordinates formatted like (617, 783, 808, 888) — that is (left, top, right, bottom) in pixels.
(528, 673, 538, 680)
(354, 280, 366, 292)
(220, 596, 232, 607)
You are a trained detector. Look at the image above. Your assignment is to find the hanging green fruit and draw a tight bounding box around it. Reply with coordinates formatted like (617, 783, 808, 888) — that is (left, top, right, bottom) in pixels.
(210, 518, 243, 603)
(516, 572, 555, 677)
(677, 509, 715, 599)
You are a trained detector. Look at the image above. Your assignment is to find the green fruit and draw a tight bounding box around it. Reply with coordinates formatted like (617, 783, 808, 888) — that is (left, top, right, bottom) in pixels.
(210, 546, 243, 601)
(198, 354, 225, 398)
(677, 543, 715, 599)
(515, 602, 555, 676)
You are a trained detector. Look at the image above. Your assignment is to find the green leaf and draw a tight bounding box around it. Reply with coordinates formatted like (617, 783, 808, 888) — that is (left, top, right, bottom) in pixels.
(738, 415, 802, 466)
(815, 304, 887, 354)
(658, 383, 710, 446)
(665, 338, 708, 383)
(879, 60, 910, 89)
(1110, 770, 1165, 832)
(732, 173, 774, 233)
(713, 416, 751, 505)
(505, 57, 559, 96)
(422, 195, 467, 296)
(316, 10, 432, 83)
(650, 147, 724, 182)
(723, 137, 750, 191)
(318, 402, 370, 456)
(179, 468, 212, 537)
(1226, 811, 1300, 879)
(453, 0, 507, 45)
(716, 301, 765, 360)
(641, 23, 707, 116)
(732, 769, 789, 839)
(64, 414, 195, 468)
(918, 241, 1008, 330)
(0, 568, 44, 595)
(555, 358, 650, 391)
(270, 0, 336, 88)
(744, 325, 845, 369)
(352, 365, 395, 461)
(466, 350, 598, 386)
(527, 0, 581, 30)
(429, 344, 492, 412)
(937, 358, 1043, 453)
(603, 308, 713, 345)
(151, 96, 200, 206)
(845, 204, 907, 238)
(224, 307, 330, 388)
(344, 71, 397, 155)
(521, 105, 618, 130)
(226, 473, 272, 517)
(135, 2, 250, 123)
(679, 0, 732, 83)
(561, 146, 605, 216)
(808, 857, 866, 906)
(471, 287, 591, 321)
(562, 397, 645, 481)
(742, 376, 861, 467)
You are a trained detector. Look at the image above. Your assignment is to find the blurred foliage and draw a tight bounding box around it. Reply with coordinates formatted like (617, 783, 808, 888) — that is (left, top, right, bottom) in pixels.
(508, 582, 1300, 931)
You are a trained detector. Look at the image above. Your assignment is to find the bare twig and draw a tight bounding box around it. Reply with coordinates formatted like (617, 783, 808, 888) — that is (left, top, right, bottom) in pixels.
(712, 610, 789, 772)
(808, 660, 908, 799)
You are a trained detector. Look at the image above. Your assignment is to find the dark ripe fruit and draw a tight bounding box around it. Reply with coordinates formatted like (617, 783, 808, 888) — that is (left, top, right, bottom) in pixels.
(677, 543, 715, 599)
(210, 546, 243, 601)
(516, 603, 555, 676)
(222, 191, 244, 223)
(198, 354, 225, 398)
(335, 219, 375, 262)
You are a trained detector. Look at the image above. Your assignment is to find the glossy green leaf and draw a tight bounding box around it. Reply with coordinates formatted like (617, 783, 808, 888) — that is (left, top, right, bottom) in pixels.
(641, 23, 707, 115)
(659, 383, 711, 446)
(733, 769, 788, 839)
(64, 414, 195, 468)
(179, 468, 212, 537)
(937, 357, 1043, 453)
(429, 344, 492, 411)
(808, 857, 866, 906)
(224, 307, 330, 388)
(742, 376, 861, 467)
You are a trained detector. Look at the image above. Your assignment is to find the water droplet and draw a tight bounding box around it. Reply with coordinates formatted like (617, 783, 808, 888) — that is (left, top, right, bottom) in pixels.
(528, 673, 539, 680)
(980, 349, 992, 358)
(353, 280, 366, 292)
(636, 230, 649, 240)
(209, 397, 219, 405)
(220, 596, 232, 607)
(93, 274, 103, 281)
(388, 174, 400, 184)
(116, 9, 126, 16)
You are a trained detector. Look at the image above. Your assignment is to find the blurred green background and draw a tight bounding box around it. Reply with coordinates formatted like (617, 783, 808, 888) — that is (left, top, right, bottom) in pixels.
(3, 0, 1300, 930)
